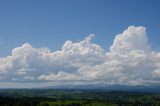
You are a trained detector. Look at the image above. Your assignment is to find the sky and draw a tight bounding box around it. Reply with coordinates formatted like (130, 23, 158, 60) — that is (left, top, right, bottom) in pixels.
(0, 0, 160, 88)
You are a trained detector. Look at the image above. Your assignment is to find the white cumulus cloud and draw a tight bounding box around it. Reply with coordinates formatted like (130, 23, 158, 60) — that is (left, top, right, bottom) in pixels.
(110, 26, 150, 54)
(0, 26, 160, 86)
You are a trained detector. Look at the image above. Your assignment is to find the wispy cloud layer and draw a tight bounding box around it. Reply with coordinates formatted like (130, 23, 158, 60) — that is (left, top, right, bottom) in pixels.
(0, 26, 160, 86)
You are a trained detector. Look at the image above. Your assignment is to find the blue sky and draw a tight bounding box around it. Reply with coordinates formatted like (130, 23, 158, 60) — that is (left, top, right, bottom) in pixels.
(1, 0, 160, 88)
(0, 0, 160, 56)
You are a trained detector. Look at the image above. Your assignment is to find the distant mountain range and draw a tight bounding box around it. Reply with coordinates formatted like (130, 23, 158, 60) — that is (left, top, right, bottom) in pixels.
(45, 84, 160, 93)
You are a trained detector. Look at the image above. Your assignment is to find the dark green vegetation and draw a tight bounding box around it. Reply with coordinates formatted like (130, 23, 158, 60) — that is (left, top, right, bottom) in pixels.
(0, 89, 160, 106)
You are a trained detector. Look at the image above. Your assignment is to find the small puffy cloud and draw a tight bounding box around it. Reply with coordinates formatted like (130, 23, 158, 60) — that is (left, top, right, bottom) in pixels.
(0, 26, 160, 86)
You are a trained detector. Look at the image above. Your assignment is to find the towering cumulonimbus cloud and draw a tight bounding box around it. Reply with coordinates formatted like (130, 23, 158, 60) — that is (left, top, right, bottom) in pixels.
(110, 26, 150, 54)
(0, 26, 160, 86)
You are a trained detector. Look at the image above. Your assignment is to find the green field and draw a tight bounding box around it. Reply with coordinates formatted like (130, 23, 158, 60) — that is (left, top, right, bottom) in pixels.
(0, 89, 160, 106)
